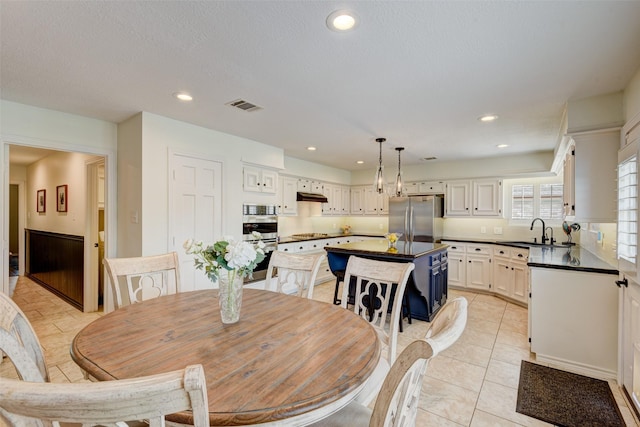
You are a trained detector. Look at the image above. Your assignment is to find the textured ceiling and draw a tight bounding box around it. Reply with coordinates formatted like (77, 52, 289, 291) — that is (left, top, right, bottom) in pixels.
(2, 1, 640, 170)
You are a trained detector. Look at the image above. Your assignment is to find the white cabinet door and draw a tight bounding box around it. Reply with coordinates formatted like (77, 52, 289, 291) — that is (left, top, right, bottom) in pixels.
(419, 181, 445, 194)
(331, 185, 343, 215)
(364, 187, 386, 215)
(280, 177, 298, 215)
(447, 253, 466, 287)
(445, 181, 471, 216)
(351, 186, 365, 215)
(243, 166, 277, 194)
(340, 186, 350, 215)
(512, 262, 529, 303)
(466, 255, 491, 290)
(473, 179, 502, 216)
(563, 146, 575, 217)
(622, 278, 640, 412)
(568, 130, 618, 222)
(493, 256, 511, 296)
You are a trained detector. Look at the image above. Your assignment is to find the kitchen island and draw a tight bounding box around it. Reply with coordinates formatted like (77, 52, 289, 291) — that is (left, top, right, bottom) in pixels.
(324, 239, 448, 322)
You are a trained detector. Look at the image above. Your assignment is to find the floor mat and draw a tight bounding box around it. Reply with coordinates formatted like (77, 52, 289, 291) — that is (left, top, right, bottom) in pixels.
(516, 361, 625, 427)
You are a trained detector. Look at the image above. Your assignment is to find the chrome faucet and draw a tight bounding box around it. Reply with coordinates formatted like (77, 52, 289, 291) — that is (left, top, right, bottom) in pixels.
(530, 218, 547, 244)
(545, 226, 555, 245)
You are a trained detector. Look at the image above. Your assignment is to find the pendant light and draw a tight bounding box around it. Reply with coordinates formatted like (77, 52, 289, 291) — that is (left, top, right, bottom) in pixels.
(394, 147, 405, 197)
(373, 138, 386, 194)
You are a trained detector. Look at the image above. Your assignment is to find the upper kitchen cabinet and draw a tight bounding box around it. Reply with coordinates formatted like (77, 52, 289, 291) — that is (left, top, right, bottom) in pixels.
(243, 166, 278, 194)
(321, 184, 350, 216)
(364, 187, 389, 215)
(445, 179, 502, 217)
(278, 176, 298, 216)
(350, 186, 365, 215)
(404, 181, 445, 195)
(563, 129, 619, 222)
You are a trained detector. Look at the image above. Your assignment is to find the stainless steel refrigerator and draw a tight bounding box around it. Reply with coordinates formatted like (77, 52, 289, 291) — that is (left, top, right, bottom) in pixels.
(388, 195, 444, 242)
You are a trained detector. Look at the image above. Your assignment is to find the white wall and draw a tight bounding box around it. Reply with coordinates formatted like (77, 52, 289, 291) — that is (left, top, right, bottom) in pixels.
(350, 151, 555, 185)
(136, 112, 286, 256)
(116, 113, 143, 257)
(26, 151, 94, 236)
(282, 157, 351, 184)
(624, 67, 640, 122)
(1, 101, 117, 295)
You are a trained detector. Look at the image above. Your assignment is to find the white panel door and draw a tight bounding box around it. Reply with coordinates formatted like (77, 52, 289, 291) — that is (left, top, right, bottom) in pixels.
(170, 154, 223, 291)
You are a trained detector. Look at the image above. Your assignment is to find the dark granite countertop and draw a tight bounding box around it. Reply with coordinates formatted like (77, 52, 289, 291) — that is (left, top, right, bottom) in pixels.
(324, 240, 448, 260)
(440, 237, 570, 249)
(527, 246, 618, 275)
(278, 233, 384, 245)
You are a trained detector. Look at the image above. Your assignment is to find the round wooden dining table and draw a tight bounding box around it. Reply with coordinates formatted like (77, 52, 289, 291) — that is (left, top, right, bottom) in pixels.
(71, 289, 381, 426)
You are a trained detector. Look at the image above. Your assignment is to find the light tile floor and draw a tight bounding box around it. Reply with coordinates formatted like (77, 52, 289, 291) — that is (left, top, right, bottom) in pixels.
(2, 276, 639, 426)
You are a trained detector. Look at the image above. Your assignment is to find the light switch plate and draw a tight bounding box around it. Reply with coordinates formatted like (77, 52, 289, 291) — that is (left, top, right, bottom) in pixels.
(480, 226, 487, 234)
(494, 227, 503, 235)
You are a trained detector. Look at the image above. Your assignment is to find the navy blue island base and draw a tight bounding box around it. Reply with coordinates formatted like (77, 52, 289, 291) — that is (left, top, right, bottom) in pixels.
(325, 239, 449, 322)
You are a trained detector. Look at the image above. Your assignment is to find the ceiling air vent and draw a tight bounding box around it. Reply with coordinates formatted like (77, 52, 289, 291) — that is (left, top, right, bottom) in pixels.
(226, 99, 262, 112)
(423, 157, 437, 161)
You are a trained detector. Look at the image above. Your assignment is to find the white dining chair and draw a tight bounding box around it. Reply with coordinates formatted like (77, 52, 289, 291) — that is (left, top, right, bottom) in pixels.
(104, 251, 181, 309)
(265, 251, 325, 299)
(311, 296, 468, 427)
(0, 364, 210, 427)
(0, 291, 49, 382)
(339, 256, 415, 406)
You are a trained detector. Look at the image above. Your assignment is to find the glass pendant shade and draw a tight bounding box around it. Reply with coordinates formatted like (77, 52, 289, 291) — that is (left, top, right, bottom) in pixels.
(373, 138, 387, 194)
(394, 147, 405, 196)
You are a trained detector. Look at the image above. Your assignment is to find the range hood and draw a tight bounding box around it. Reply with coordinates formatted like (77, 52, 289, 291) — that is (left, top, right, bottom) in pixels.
(296, 191, 328, 203)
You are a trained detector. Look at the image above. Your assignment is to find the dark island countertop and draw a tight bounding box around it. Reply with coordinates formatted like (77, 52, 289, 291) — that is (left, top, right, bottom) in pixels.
(324, 240, 448, 260)
(527, 246, 618, 275)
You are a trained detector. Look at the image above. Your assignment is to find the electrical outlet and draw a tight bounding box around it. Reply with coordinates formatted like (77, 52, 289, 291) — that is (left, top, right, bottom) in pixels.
(494, 227, 503, 235)
(379, 223, 383, 230)
(480, 226, 487, 234)
(332, 223, 336, 229)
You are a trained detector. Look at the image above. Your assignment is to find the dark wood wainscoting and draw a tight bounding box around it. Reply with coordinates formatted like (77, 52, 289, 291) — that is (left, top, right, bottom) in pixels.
(26, 229, 84, 310)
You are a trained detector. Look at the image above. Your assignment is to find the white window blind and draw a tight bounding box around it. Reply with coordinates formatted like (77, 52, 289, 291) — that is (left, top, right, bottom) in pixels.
(540, 184, 564, 220)
(511, 184, 534, 219)
(618, 155, 637, 264)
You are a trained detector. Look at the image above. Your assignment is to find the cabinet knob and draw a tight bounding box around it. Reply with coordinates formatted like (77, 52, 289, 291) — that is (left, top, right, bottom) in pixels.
(499, 250, 504, 254)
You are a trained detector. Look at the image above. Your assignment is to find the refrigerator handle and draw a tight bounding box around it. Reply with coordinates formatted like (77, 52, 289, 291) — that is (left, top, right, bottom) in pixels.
(409, 206, 414, 242)
(404, 206, 409, 239)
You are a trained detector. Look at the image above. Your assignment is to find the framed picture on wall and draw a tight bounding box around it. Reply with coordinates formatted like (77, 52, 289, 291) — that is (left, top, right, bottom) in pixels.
(37, 189, 46, 213)
(56, 185, 68, 212)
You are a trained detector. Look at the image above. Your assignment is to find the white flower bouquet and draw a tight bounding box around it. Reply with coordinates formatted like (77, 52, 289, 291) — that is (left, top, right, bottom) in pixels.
(183, 231, 266, 282)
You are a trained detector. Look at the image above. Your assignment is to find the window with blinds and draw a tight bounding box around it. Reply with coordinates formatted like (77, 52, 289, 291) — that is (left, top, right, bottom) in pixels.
(618, 155, 637, 264)
(540, 184, 564, 219)
(512, 184, 534, 219)
(511, 183, 563, 220)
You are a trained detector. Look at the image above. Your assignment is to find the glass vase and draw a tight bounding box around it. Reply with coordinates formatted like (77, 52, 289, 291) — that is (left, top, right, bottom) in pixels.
(217, 269, 243, 324)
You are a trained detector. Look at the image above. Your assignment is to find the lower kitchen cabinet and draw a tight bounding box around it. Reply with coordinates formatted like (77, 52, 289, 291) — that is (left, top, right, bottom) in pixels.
(278, 236, 365, 286)
(492, 246, 529, 304)
(529, 267, 619, 380)
(443, 241, 492, 291)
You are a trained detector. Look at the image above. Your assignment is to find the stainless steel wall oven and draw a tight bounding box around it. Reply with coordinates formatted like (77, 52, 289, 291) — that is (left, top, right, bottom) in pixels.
(242, 204, 278, 283)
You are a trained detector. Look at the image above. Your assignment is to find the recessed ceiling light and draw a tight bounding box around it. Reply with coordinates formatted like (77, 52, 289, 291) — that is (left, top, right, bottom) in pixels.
(478, 114, 498, 122)
(307, 146, 317, 151)
(497, 144, 509, 148)
(174, 92, 193, 102)
(326, 10, 359, 32)
(356, 160, 364, 164)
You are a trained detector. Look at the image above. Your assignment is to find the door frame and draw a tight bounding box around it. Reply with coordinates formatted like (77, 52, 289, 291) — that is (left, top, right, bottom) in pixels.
(1, 137, 117, 308)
